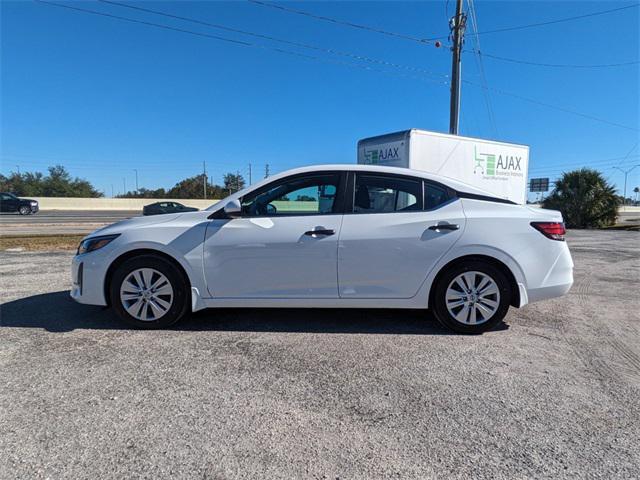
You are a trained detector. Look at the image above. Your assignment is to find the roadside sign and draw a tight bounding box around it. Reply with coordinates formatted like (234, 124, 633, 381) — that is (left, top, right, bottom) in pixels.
(529, 177, 549, 192)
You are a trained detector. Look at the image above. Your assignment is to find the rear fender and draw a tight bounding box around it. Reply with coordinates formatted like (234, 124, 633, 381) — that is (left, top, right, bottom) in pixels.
(417, 245, 527, 307)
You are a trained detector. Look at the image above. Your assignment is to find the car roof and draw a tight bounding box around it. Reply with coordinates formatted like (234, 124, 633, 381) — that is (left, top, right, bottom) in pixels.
(206, 164, 509, 210)
(254, 164, 495, 196)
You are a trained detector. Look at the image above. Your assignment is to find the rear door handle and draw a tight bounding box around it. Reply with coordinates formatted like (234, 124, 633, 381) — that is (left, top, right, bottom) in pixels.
(304, 229, 335, 237)
(428, 224, 459, 231)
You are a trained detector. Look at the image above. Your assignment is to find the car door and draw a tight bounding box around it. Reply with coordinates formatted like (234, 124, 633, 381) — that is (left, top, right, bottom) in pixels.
(0, 193, 18, 212)
(338, 172, 466, 298)
(157, 202, 170, 214)
(203, 171, 346, 298)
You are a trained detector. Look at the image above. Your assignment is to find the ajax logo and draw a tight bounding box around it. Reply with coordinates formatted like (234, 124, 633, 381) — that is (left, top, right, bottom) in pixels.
(364, 146, 400, 164)
(474, 146, 521, 177)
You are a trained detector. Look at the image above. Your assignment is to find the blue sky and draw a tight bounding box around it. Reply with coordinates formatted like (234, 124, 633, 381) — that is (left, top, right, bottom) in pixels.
(1, 1, 639, 198)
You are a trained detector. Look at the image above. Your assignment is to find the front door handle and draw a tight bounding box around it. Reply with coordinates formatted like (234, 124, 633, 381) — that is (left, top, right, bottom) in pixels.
(428, 223, 459, 231)
(304, 229, 335, 237)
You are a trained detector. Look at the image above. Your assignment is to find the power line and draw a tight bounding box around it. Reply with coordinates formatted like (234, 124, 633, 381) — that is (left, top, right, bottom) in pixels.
(250, 0, 640, 46)
(619, 142, 639, 165)
(247, 0, 638, 71)
(477, 52, 640, 69)
(528, 155, 640, 173)
(36, 0, 450, 87)
(463, 79, 639, 132)
(528, 164, 640, 178)
(466, 0, 497, 137)
(35, 0, 638, 133)
(98, 0, 448, 79)
(0, 153, 249, 171)
(36, 0, 254, 46)
(429, 3, 640, 39)
(247, 0, 439, 45)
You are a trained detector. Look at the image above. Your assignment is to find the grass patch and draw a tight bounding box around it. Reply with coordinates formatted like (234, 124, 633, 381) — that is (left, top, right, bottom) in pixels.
(0, 234, 83, 251)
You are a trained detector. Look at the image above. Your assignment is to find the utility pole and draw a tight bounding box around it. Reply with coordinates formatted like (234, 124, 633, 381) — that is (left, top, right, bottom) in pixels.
(133, 169, 139, 193)
(265, 164, 270, 178)
(123, 177, 126, 196)
(111, 184, 114, 198)
(448, 0, 466, 135)
(613, 165, 640, 210)
(248, 163, 252, 185)
(203, 161, 207, 199)
(236, 170, 241, 192)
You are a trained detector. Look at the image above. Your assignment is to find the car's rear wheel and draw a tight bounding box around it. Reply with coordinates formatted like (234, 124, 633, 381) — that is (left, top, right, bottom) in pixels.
(18, 206, 31, 215)
(432, 260, 511, 334)
(109, 255, 190, 329)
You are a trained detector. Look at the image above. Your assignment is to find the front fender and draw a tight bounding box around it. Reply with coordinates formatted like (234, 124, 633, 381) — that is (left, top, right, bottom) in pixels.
(94, 223, 208, 306)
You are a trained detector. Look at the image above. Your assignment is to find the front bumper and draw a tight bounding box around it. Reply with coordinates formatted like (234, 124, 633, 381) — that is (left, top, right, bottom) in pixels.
(70, 254, 108, 306)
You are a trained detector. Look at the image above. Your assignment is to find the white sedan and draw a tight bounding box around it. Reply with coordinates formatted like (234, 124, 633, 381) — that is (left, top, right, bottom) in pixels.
(71, 165, 573, 334)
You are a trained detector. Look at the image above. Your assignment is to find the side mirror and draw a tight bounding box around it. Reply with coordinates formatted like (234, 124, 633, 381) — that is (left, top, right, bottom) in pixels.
(223, 199, 242, 218)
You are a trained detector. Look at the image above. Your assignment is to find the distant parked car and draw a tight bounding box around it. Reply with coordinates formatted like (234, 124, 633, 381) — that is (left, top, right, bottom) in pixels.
(0, 192, 39, 215)
(143, 201, 198, 216)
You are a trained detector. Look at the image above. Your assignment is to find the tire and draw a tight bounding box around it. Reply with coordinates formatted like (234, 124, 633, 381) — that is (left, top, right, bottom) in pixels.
(432, 260, 511, 334)
(109, 254, 190, 329)
(18, 206, 31, 215)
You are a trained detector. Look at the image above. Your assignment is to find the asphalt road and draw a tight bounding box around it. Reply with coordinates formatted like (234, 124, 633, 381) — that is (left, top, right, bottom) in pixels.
(0, 230, 639, 479)
(0, 210, 140, 222)
(1, 209, 637, 237)
(0, 211, 140, 236)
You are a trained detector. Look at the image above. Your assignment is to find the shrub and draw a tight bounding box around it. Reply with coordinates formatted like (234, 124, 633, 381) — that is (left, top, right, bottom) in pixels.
(542, 168, 618, 228)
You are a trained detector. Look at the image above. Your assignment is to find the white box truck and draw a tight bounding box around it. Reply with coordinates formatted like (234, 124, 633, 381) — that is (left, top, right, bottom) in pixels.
(357, 129, 529, 204)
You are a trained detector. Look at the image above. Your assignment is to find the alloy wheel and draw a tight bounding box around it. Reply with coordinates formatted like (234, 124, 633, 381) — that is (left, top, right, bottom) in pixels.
(445, 271, 501, 325)
(119, 268, 174, 321)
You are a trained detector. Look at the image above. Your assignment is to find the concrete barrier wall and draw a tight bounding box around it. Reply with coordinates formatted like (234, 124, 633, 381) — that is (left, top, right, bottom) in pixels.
(33, 197, 219, 211)
(31, 197, 640, 213)
(619, 206, 640, 213)
(528, 204, 640, 213)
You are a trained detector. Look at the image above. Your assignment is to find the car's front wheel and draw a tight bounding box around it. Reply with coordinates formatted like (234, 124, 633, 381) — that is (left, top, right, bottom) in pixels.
(432, 260, 511, 334)
(18, 206, 31, 215)
(109, 255, 190, 329)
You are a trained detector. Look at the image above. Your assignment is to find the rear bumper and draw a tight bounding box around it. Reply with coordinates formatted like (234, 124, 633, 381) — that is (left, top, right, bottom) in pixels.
(525, 242, 574, 304)
(527, 282, 573, 303)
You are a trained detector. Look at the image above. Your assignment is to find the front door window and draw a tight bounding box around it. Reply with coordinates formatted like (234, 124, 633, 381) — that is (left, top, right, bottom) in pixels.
(241, 173, 341, 217)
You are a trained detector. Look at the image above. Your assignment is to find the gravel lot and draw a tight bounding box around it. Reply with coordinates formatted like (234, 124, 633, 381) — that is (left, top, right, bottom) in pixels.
(1, 230, 638, 479)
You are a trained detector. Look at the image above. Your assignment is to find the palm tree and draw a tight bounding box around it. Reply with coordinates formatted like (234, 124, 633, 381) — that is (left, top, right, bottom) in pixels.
(542, 168, 618, 228)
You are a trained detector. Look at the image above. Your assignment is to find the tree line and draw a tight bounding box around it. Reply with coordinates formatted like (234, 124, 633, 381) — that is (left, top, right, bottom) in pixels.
(0, 166, 103, 197)
(2, 165, 635, 228)
(117, 172, 246, 200)
(0, 166, 247, 200)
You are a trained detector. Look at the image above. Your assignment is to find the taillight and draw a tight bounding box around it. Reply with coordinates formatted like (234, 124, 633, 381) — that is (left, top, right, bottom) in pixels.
(531, 222, 566, 241)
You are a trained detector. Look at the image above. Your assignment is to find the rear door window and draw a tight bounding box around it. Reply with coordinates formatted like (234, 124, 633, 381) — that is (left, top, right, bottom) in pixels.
(424, 182, 452, 210)
(353, 174, 422, 214)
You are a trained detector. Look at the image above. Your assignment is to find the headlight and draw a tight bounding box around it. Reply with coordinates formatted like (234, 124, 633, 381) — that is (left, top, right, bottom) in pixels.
(30, 201, 38, 206)
(77, 234, 120, 255)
